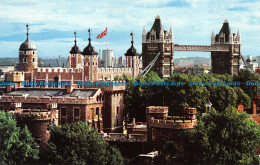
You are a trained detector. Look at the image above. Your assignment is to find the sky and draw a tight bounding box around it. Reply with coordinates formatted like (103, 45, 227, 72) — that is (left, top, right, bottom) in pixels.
(0, 0, 260, 59)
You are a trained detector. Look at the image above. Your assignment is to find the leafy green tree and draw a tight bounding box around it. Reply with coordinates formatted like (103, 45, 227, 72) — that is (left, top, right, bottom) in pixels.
(45, 121, 124, 165)
(153, 141, 182, 164)
(182, 106, 260, 164)
(234, 69, 260, 100)
(0, 111, 39, 165)
(209, 86, 238, 111)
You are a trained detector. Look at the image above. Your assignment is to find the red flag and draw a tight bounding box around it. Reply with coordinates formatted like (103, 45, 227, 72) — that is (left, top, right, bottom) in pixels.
(96, 27, 107, 39)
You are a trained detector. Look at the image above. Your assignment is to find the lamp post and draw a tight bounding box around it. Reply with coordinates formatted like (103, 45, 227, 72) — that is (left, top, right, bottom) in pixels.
(205, 97, 212, 113)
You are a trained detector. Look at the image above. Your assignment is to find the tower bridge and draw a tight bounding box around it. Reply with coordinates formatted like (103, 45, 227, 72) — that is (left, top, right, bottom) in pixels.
(142, 16, 241, 78)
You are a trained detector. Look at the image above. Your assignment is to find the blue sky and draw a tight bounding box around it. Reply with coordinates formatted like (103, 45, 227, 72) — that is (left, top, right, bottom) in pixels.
(0, 0, 260, 59)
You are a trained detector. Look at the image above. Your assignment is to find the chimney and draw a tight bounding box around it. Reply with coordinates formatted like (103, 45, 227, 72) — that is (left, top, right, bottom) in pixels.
(67, 84, 77, 94)
(132, 118, 136, 126)
(6, 85, 13, 93)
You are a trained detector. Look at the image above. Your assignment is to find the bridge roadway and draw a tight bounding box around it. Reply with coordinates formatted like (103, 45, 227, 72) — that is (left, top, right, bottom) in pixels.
(173, 44, 230, 52)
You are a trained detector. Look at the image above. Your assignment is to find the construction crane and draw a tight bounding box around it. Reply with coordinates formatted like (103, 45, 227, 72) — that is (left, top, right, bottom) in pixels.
(56, 55, 61, 67)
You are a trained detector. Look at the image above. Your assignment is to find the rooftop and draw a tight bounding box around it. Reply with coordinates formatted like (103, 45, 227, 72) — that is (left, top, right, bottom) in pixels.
(3, 88, 98, 98)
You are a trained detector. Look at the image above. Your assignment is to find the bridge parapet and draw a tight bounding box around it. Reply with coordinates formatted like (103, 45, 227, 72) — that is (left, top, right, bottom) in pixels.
(173, 44, 230, 52)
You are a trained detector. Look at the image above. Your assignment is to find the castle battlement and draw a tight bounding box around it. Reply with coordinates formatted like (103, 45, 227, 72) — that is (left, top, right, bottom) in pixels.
(146, 106, 168, 114)
(10, 110, 52, 121)
(35, 67, 83, 73)
(0, 95, 98, 104)
(150, 117, 196, 129)
(98, 67, 132, 73)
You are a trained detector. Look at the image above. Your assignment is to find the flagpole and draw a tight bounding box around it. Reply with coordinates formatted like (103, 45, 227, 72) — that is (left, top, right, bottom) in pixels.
(106, 27, 107, 67)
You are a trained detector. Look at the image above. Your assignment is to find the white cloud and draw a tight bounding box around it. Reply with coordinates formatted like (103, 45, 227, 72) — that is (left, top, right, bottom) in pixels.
(0, 0, 260, 58)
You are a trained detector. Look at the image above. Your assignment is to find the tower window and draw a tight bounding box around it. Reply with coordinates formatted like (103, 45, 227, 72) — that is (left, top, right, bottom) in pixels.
(33, 51, 35, 54)
(96, 107, 99, 116)
(23, 58, 27, 63)
(32, 58, 35, 62)
(24, 51, 26, 54)
(74, 108, 80, 117)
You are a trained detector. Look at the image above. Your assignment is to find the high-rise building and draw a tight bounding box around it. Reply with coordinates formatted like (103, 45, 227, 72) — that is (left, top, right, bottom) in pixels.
(102, 49, 113, 67)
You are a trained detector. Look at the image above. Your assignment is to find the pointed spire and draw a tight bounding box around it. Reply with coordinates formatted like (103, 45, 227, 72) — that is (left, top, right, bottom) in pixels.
(211, 30, 215, 45)
(74, 31, 77, 45)
(130, 32, 134, 46)
(229, 27, 233, 37)
(211, 30, 215, 37)
(229, 28, 233, 44)
(26, 23, 29, 41)
(125, 32, 138, 57)
(237, 29, 240, 37)
(224, 19, 228, 23)
(88, 28, 91, 45)
(169, 26, 173, 35)
(142, 26, 146, 35)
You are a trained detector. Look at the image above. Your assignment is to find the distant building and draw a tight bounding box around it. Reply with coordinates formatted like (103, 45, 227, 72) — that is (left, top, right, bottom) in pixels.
(112, 57, 118, 67)
(240, 56, 258, 72)
(118, 56, 123, 67)
(0, 65, 15, 81)
(178, 59, 194, 67)
(102, 49, 113, 67)
(188, 64, 211, 74)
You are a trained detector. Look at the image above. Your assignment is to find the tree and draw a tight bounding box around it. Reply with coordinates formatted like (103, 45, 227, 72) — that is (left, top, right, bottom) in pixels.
(182, 106, 260, 164)
(0, 111, 39, 165)
(153, 141, 182, 164)
(234, 69, 260, 100)
(45, 121, 124, 165)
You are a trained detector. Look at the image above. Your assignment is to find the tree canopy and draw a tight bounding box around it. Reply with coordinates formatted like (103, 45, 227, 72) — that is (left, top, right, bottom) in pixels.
(45, 121, 124, 165)
(182, 106, 260, 164)
(0, 111, 39, 165)
(122, 71, 255, 121)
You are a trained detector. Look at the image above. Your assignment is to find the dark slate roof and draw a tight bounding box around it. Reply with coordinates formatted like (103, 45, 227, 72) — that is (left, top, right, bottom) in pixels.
(5, 89, 98, 98)
(215, 20, 231, 42)
(125, 45, 138, 56)
(82, 43, 98, 55)
(70, 44, 81, 54)
(147, 16, 163, 39)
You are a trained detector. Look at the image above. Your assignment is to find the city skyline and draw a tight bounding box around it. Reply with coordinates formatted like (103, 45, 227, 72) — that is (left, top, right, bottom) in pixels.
(0, 0, 260, 59)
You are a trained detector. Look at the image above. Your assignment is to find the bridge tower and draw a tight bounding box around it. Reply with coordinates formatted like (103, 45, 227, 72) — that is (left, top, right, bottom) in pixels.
(211, 19, 241, 75)
(142, 15, 174, 78)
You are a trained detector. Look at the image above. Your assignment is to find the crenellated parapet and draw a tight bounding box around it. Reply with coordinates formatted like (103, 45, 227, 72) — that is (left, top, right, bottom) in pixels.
(0, 95, 99, 105)
(98, 67, 132, 73)
(150, 117, 196, 129)
(35, 67, 83, 73)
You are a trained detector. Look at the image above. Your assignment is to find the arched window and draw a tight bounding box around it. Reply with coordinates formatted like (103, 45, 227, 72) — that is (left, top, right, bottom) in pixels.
(32, 58, 35, 62)
(23, 58, 27, 63)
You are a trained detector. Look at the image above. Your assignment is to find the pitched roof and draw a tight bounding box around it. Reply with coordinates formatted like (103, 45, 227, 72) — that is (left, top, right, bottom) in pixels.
(147, 16, 163, 39)
(215, 19, 231, 42)
(4, 88, 98, 98)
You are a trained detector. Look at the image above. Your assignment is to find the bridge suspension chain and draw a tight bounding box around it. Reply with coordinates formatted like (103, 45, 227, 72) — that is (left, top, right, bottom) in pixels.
(140, 52, 161, 76)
